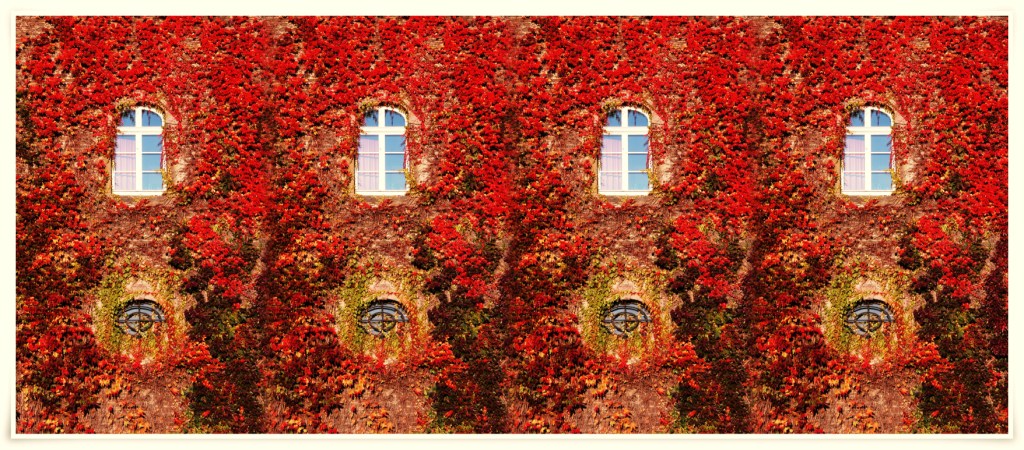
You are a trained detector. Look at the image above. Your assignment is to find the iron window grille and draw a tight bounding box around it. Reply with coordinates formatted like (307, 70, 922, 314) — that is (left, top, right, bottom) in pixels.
(844, 299, 894, 337)
(116, 299, 166, 337)
(359, 299, 409, 337)
(602, 299, 652, 337)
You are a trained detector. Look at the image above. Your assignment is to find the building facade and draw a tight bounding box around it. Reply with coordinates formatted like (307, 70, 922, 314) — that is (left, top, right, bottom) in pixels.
(15, 16, 1008, 433)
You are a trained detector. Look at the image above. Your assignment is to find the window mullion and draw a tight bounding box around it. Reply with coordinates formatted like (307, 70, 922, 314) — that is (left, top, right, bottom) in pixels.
(135, 133, 142, 192)
(621, 130, 628, 191)
(864, 132, 872, 188)
(378, 131, 385, 192)
(621, 108, 628, 191)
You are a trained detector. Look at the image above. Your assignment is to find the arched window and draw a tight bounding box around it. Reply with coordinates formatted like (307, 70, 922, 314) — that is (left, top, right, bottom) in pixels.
(600, 106, 651, 195)
(844, 299, 894, 337)
(113, 107, 165, 195)
(358, 299, 409, 337)
(356, 107, 407, 195)
(115, 299, 166, 337)
(602, 299, 652, 337)
(843, 106, 893, 195)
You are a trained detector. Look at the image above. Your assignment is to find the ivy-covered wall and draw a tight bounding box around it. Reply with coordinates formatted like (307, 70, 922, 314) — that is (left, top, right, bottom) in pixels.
(15, 16, 1007, 434)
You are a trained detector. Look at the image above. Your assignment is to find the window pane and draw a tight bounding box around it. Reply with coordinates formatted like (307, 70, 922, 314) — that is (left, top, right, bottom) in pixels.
(385, 135, 405, 153)
(142, 173, 163, 190)
(628, 135, 648, 153)
(845, 135, 865, 152)
(628, 110, 649, 127)
(116, 135, 136, 153)
(871, 110, 892, 127)
(601, 152, 621, 172)
(385, 173, 406, 190)
(113, 173, 135, 191)
(356, 172, 378, 191)
(606, 110, 622, 127)
(628, 173, 649, 191)
(363, 110, 379, 127)
(628, 154, 648, 171)
(849, 110, 864, 127)
(359, 135, 378, 154)
(385, 154, 405, 171)
(600, 173, 622, 191)
(871, 154, 891, 171)
(120, 111, 136, 127)
(602, 135, 622, 154)
(871, 172, 892, 191)
(358, 152, 379, 172)
(142, 135, 162, 152)
(844, 152, 865, 172)
(142, 154, 162, 171)
(142, 110, 162, 126)
(114, 153, 135, 172)
(871, 135, 891, 152)
(385, 110, 406, 127)
(843, 172, 865, 191)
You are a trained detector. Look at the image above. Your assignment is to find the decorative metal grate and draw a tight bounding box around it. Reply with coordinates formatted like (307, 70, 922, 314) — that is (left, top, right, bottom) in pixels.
(116, 300, 166, 337)
(359, 299, 409, 337)
(844, 300, 894, 337)
(602, 300, 652, 337)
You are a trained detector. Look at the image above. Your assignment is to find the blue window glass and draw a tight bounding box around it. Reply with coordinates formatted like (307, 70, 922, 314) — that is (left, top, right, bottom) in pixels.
(142, 135, 162, 152)
(385, 154, 405, 171)
(871, 135, 891, 152)
(628, 110, 649, 127)
(606, 110, 622, 127)
(628, 135, 648, 152)
(142, 110, 162, 126)
(849, 111, 864, 127)
(385, 110, 406, 126)
(142, 173, 163, 190)
(363, 110, 379, 127)
(385, 173, 406, 190)
(142, 154, 162, 171)
(871, 110, 892, 127)
(871, 173, 892, 191)
(120, 111, 136, 127)
(871, 154, 891, 171)
(628, 173, 649, 191)
(385, 135, 405, 152)
(628, 154, 648, 171)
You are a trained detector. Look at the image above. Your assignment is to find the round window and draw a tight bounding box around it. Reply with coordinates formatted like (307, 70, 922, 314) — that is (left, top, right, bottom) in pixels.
(844, 300, 894, 337)
(602, 300, 652, 337)
(116, 299, 166, 337)
(359, 299, 409, 337)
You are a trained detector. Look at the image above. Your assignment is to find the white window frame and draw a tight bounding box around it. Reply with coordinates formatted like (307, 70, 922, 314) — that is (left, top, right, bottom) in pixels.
(356, 107, 408, 196)
(842, 106, 894, 196)
(599, 106, 651, 196)
(113, 107, 165, 196)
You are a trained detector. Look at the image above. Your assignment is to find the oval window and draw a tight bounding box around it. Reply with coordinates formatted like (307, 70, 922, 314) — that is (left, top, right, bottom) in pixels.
(602, 299, 652, 337)
(359, 299, 409, 337)
(844, 300, 894, 337)
(116, 299, 166, 337)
